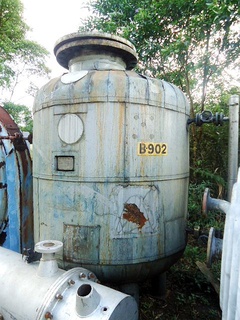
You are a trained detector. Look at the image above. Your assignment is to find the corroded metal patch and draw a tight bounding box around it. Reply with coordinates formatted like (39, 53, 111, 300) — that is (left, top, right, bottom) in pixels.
(63, 224, 100, 264)
(123, 203, 148, 229)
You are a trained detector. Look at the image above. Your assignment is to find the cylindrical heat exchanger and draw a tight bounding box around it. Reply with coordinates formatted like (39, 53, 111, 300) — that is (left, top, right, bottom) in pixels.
(0, 240, 138, 320)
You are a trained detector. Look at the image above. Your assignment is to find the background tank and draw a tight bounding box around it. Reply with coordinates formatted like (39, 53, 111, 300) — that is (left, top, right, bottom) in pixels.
(0, 106, 33, 252)
(33, 32, 190, 283)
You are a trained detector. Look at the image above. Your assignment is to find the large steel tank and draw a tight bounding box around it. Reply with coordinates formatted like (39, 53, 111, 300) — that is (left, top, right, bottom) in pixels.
(33, 32, 190, 283)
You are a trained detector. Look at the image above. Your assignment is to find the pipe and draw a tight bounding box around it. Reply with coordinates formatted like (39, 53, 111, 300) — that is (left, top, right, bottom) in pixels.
(0, 240, 138, 320)
(221, 171, 240, 319)
(228, 95, 239, 201)
(206, 227, 223, 267)
(203, 169, 240, 319)
(202, 188, 230, 216)
(76, 284, 101, 316)
(35, 240, 63, 277)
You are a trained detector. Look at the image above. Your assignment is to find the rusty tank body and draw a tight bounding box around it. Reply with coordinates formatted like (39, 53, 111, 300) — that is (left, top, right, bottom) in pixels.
(33, 32, 190, 283)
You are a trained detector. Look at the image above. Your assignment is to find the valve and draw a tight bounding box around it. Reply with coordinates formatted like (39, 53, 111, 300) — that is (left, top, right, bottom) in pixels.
(187, 110, 228, 127)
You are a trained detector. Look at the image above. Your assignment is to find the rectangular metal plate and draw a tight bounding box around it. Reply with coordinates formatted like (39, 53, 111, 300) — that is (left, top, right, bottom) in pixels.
(137, 142, 168, 156)
(63, 224, 100, 264)
(56, 156, 74, 171)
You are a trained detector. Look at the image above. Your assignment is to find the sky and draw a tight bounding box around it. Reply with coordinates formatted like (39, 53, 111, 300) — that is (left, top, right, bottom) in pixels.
(1, 0, 91, 107)
(22, 0, 91, 76)
(3, 1, 239, 108)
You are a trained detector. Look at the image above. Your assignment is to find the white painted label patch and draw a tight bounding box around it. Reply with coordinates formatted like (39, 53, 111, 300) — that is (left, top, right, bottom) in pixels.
(58, 114, 84, 144)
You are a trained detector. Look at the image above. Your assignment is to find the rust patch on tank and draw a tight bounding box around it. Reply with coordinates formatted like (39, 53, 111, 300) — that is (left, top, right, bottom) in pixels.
(123, 203, 148, 229)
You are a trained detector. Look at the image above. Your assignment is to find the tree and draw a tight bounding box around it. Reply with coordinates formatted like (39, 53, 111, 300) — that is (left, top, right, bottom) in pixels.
(80, 0, 239, 113)
(0, 0, 50, 92)
(3, 101, 33, 133)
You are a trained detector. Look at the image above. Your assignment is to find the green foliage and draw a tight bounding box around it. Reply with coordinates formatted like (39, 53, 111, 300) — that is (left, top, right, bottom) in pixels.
(0, 0, 50, 88)
(188, 178, 226, 238)
(189, 94, 233, 216)
(13, 39, 50, 78)
(3, 101, 33, 133)
(80, 0, 239, 110)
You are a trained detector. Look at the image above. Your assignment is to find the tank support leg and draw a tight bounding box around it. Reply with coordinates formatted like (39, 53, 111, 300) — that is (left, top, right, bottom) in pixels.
(151, 272, 167, 298)
(120, 283, 139, 305)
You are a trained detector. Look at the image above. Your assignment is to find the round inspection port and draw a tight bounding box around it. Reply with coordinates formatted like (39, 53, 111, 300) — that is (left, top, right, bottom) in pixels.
(77, 284, 92, 297)
(58, 114, 84, 145)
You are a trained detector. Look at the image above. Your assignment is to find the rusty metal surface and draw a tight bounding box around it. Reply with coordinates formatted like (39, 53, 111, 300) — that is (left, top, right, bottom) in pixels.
(63, 224, 100, 264)
(123, 203, 148, 229)
(0, 106, 33, 252)
(0, 106, 27, 151)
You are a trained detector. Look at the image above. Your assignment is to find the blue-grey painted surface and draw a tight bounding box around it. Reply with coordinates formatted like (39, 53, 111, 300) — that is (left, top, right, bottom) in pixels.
(33, 33, 190, 283)
(0, 106, 33, 252)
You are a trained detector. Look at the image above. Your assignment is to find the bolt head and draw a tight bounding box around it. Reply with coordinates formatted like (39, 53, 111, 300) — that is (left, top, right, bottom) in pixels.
(44, 311, 53, 319)
(55, 293, 63, 300)
(79, 272, 86, 279)
(68, 279, 75, 286)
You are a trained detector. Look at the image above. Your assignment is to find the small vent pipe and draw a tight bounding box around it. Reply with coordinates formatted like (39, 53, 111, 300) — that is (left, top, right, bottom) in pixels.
(76, 284, 101, 316)
(35, 240, 63, 277)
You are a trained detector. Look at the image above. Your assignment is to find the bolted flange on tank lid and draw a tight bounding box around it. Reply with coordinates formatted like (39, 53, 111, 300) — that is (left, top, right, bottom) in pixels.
(54, 32, 138, 70)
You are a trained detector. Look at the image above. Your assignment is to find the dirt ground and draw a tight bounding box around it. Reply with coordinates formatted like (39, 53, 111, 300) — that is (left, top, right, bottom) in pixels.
(138, 235, 222, 320)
